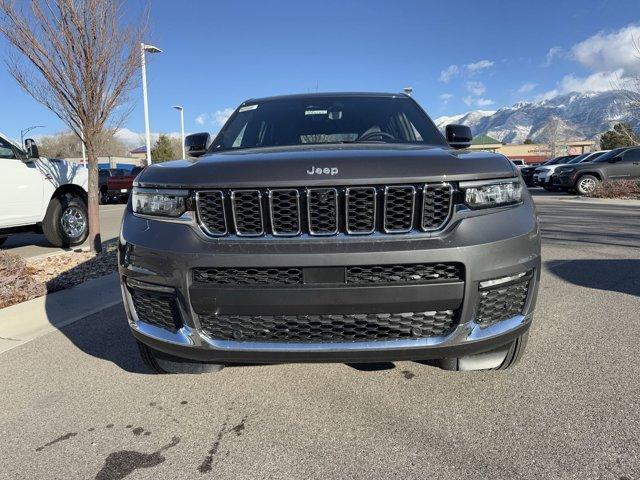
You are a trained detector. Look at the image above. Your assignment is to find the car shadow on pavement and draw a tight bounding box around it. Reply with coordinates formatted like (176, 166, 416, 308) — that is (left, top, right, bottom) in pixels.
(42, 248, 152, 374)
(546, 259, 640, 297)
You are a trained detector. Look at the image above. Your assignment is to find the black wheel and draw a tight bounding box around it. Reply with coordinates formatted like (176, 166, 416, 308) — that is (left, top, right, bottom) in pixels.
(99, 188, 109, 204)
(575, 174, 599, 195)
(42, 193, 89, 247)
(136, 340, 224, 374)
(437, 332, 529, 371)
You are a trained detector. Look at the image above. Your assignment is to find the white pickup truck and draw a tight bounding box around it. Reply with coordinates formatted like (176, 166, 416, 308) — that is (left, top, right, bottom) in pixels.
(0, 132, 89, 248)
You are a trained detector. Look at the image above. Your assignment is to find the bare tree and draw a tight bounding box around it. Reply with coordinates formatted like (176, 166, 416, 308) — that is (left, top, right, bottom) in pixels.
(0, 0, 146, 252)
(39, 129, 131, 158)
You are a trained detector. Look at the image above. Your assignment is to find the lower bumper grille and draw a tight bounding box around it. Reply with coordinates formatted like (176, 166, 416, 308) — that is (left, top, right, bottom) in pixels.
(198, 310, 457, 343)
(129, 288, 182, 332)
(476, 276, 531, 326)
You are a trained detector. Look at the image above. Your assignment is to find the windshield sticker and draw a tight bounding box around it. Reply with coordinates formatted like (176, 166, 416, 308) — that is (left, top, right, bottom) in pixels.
(239, 104, 258, 112)
(305, 109, 328, 115)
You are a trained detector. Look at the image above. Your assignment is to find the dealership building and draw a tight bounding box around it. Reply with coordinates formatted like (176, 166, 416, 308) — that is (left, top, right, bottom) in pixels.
(469, 134, 596, 164)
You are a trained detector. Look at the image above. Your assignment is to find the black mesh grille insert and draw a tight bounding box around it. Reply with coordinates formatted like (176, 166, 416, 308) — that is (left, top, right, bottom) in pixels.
(269, 189, 300, 235)
(129, 288, 182, 332)
(197, 190, 226, 235)
(346, 263, 462, 284)
(384, 186, 415, 232)
(232, 190, 263, 236)
(422, 184, 452, 231)
(346, 187, 376, 234)
(193, 267, 303, 286)
(307, 188, 338, 235)
(477, 279, 530, 326)
(199, 310, 457, 342)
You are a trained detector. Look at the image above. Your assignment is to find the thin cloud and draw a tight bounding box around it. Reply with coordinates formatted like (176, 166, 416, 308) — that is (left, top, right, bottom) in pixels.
(439, 65, 459, 83)
(517, 82, 537, 93)
(544, 46, 563, 66)
(466, 81, 486, 96)
(439, 93, 454, 103)
(466, 60, 494, 73)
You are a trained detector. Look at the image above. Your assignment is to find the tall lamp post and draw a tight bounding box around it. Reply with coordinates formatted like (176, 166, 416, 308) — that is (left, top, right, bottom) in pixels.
(141, 43, 162, 164)
(20, 125, 45, 146)
(172, 105, 186, 159)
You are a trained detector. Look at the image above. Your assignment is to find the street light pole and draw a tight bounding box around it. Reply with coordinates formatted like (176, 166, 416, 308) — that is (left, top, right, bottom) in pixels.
(172, 105, 186, 159)
(20, 125, 45, 146)
(141, 43, 162, 165)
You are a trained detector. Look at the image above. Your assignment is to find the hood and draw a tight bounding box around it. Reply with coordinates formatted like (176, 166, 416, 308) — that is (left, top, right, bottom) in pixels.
(136, 144, 517, 189)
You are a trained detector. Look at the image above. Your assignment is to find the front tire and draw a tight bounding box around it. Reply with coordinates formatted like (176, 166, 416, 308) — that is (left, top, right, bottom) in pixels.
(575, 174, 599, 195)
(42, 193, 89, 247)
(136, 341, 224, 374)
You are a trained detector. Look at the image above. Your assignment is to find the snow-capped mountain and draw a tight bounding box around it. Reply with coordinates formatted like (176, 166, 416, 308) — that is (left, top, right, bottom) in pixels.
(434, 90, 637, 144)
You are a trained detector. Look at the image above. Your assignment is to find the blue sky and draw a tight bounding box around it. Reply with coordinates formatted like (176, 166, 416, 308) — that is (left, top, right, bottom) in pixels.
(1, 0, 639, 144)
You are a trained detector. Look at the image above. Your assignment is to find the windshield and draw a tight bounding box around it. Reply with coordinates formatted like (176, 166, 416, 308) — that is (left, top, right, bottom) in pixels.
(545, 156, 569, 165)
(594, 148, 627, 162)
(210, 96, 446, 152)
(566, 154, 589, 164)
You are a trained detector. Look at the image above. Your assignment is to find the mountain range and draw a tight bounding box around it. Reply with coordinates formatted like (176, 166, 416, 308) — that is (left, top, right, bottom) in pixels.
(434, 90, 638, 144)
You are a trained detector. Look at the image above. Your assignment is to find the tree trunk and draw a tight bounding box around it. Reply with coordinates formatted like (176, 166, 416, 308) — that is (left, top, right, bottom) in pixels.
(86, 144, 102, 253)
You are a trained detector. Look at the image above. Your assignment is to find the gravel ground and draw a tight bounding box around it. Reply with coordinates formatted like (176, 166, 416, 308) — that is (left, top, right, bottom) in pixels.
(0, 193, 638, 480)
(0, 246, 117, 308)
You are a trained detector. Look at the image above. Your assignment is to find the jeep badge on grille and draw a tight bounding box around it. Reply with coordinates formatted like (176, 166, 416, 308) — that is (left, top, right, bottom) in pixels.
(307, 166, 338, 176)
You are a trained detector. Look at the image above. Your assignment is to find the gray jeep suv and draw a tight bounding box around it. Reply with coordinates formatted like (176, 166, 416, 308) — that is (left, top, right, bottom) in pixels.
(118, 93, 540, 374)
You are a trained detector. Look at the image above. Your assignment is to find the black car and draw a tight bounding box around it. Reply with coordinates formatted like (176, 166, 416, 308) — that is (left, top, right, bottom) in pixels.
(555, 147, 640, 194)
(120, 92, 540, 374)
(520, 155, 576, 187)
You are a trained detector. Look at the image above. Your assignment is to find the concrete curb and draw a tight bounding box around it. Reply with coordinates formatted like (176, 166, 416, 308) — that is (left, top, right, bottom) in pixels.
(0, 273, 121, 354)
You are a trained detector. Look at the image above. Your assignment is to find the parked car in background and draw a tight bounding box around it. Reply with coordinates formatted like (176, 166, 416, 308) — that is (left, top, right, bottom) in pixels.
(106, 166, 144, 203)
(510, 159, 526, 169)
(99, 168, 128, 204)
(0, 132, 89, 248)
(521, 155, 575, 187)
(533, 150, 607, 190)
(555, 147, 640, 194)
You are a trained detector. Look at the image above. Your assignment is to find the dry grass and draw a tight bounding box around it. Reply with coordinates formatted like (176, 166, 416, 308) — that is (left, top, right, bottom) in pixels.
(0, 245, 117, 309)
(586, 180, 640, 199)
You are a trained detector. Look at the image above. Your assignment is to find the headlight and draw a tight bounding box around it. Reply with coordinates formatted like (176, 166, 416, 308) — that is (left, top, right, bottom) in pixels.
(132, 187, 189, 217)
(461, 179, 522, 209)
(536, 167, 549, 173)
(558, 167, 575, 174)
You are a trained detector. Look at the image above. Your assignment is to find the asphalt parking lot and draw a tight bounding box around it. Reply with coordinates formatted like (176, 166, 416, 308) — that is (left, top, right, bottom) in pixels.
(1, 191, 639, 480)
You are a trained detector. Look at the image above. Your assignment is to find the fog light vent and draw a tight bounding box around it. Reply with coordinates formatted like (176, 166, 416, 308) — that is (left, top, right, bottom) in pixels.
(476, 271, 532, 326)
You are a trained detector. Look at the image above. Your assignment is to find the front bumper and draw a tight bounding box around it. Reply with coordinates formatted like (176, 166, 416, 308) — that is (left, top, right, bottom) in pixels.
(555, 173, 575, 188)
(118, 198, 541, 364)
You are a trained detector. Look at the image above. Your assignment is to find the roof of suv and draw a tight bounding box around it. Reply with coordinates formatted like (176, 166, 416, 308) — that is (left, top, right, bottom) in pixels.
(243, 92, 410, 104)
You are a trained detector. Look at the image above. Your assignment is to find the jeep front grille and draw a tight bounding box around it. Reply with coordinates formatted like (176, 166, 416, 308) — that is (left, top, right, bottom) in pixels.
(198, 310, 458, 342)
(195, 183, 453, 238)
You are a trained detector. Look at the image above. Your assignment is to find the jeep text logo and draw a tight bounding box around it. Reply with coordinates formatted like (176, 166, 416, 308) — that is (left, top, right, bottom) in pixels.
(307, 166, 338, 176)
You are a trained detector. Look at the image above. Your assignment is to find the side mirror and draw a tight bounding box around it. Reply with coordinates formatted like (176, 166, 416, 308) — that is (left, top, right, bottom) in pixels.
(185, 132, 211, 158)
(445, 124, 472, 149)
(24, 138, 39, 159)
